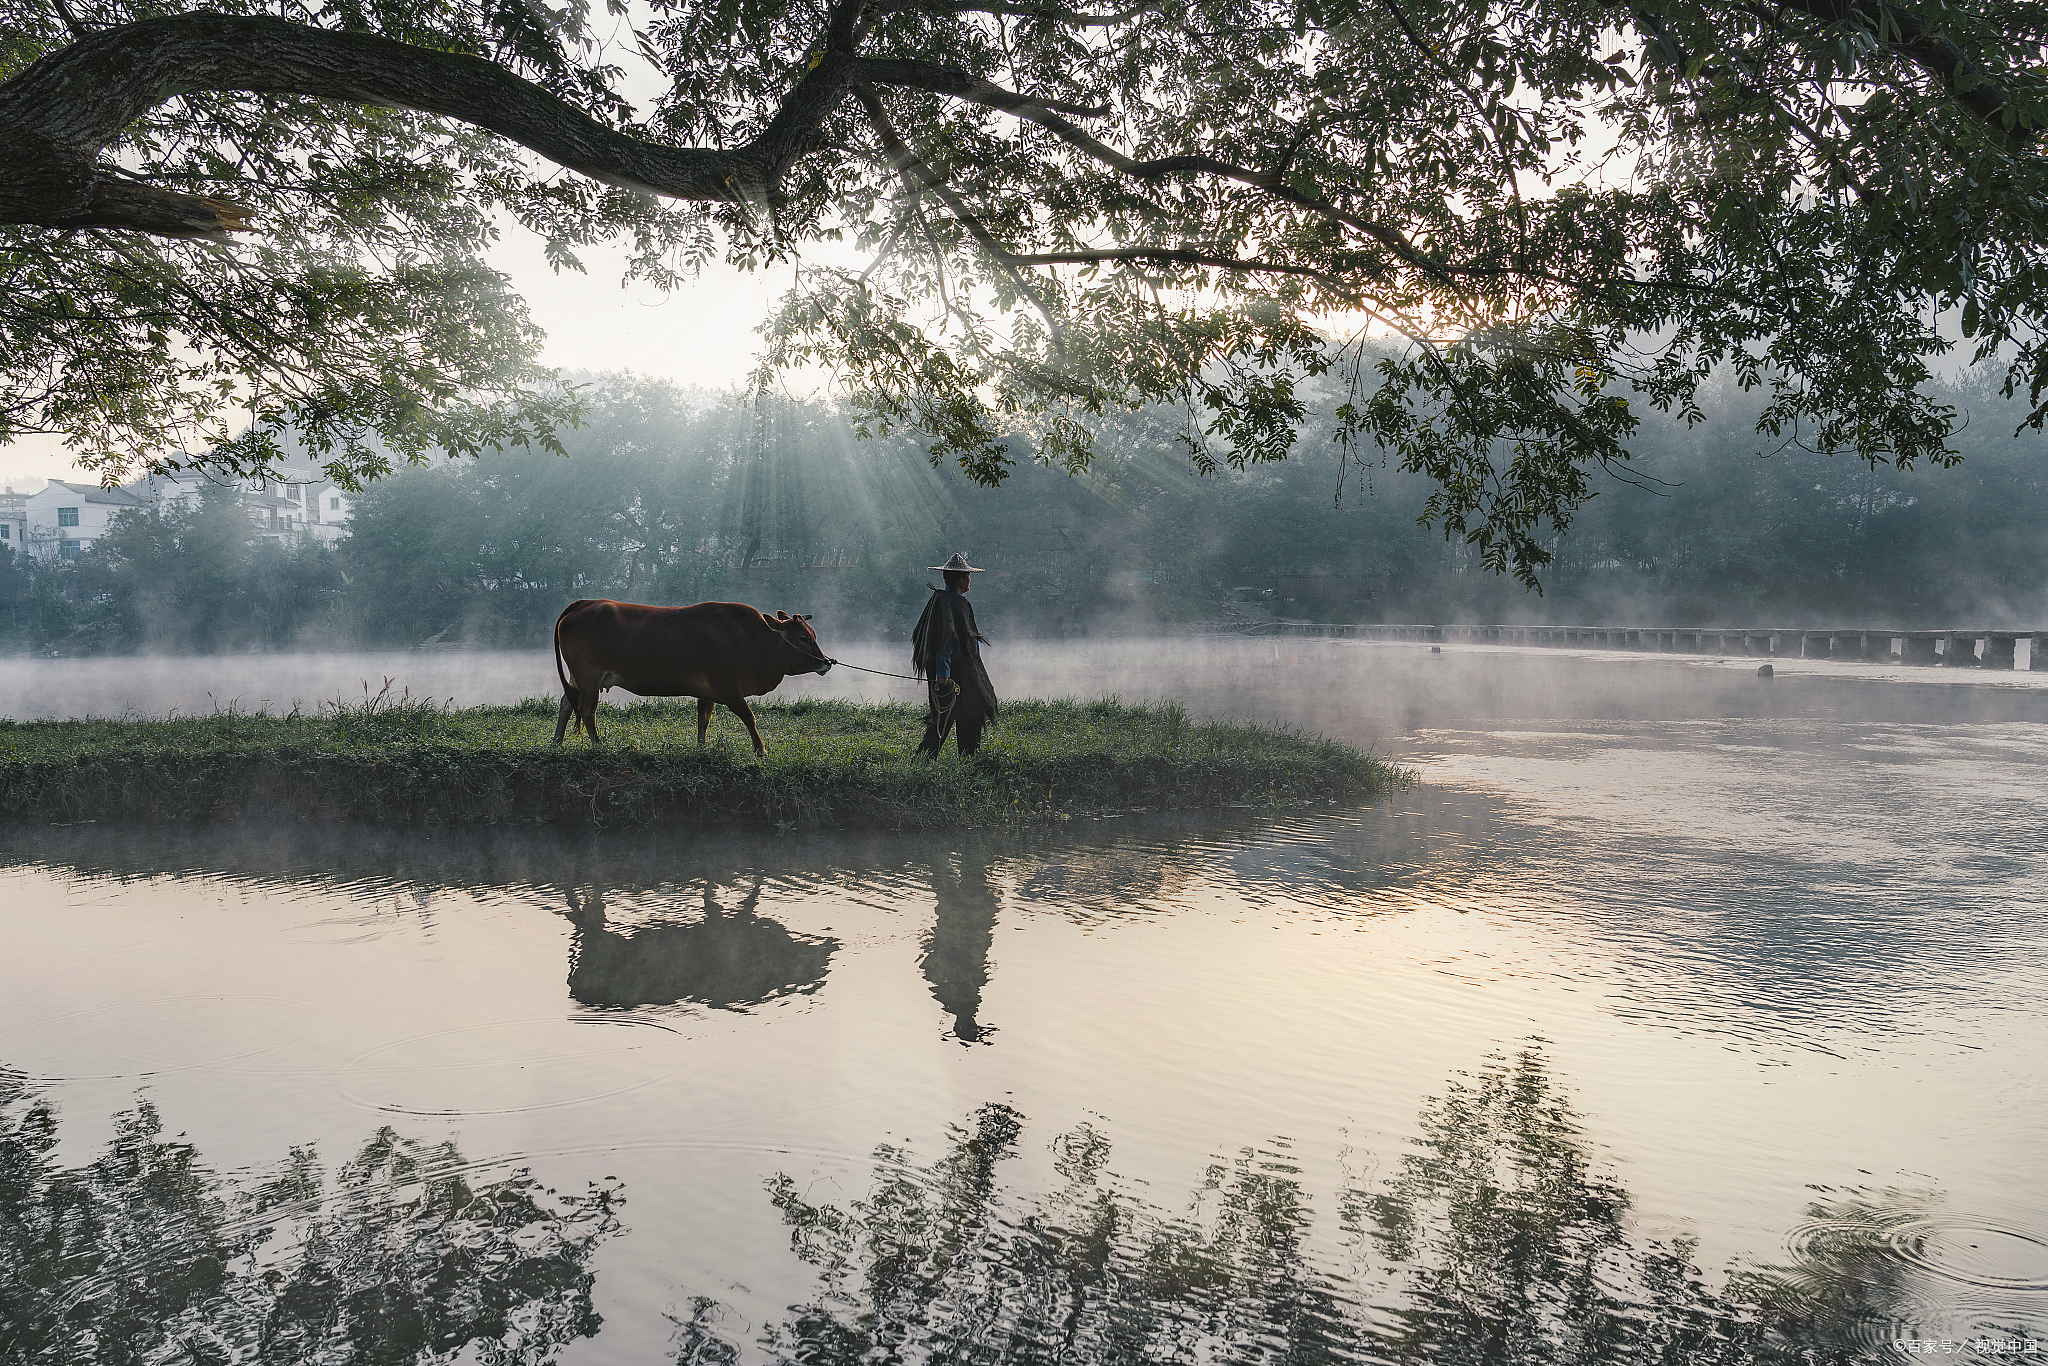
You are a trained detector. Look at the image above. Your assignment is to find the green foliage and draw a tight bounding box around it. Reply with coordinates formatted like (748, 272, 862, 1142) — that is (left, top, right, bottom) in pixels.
(321, 675, 454, 743)
(5, 368, 2040, 658)
(1, 0, 595, 482)
(6, 0, 2047, 588)
(0, 697, 1405, 828)
(333, 376, 932, 646)
(321, 375, 2048, 647)
(0, 482, 348, 653)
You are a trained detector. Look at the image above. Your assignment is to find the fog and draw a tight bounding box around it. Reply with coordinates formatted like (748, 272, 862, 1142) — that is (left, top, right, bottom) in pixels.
(8, 376, 2048, 667)
(7, 636, 2045, 744)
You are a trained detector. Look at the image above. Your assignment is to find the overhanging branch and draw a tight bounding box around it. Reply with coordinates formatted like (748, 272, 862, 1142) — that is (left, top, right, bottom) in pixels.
(0, 12, 862, 234)
(1708, 0, 2037, 141)
(858, 55, 1453, 284)
(866, 0, 1163, 27)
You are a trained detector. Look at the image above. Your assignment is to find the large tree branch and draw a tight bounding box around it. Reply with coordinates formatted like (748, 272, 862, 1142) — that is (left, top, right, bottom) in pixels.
(0, 11, 860, 235)
(857, 55, 1455, 284)
(854, 76, 1076, 361)
(856, 79, 1353, 311)
(865, 0, 1163, 27)
(996, 244, 1342, 282)
(1687, 0, 2037, 141)
(1786, 0, 2030, 135)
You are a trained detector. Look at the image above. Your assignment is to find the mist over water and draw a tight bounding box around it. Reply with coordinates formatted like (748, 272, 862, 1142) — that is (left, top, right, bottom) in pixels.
(4, 634, 2046, 735)
(3, 638, 2045, 1362)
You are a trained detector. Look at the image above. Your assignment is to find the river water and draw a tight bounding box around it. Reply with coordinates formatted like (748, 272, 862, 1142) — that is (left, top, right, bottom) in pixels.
(3, 639, 2045, 1363)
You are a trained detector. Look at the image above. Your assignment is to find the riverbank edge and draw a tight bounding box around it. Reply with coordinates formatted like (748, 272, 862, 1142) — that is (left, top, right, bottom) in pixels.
(0, 700, 1410, 831)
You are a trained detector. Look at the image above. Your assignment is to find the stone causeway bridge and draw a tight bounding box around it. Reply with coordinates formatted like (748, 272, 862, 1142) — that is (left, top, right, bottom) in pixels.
(1274, 622, 2047, 670)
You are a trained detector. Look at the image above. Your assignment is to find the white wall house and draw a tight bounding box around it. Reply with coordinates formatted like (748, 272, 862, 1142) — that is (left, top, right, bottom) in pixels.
(24, 481, 147, 559)
(130, 467, 354, 545)
(5, 461, 356, 561)
(0, 489, 25, 552)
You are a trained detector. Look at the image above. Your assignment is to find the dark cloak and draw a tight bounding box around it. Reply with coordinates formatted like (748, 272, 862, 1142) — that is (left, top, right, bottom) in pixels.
(911, 588, 998, 721)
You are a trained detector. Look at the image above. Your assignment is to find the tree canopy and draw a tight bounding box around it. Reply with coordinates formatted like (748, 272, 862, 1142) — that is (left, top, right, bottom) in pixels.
(3, 0, 2045, 583)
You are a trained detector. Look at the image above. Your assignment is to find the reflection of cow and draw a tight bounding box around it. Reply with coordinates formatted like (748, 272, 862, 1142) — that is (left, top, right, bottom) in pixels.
(551, 599, 832, 750)
(561, 881, 836, 1010)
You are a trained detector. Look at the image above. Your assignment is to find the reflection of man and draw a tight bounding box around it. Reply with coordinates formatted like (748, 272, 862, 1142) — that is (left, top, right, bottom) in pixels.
(921, 852, 1000, 1042)
(911, 553, 998, 757)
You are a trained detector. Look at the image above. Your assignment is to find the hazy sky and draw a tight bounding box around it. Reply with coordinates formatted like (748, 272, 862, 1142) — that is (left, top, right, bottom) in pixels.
(500, 226, 794, 390)
(1, 219, 787, 488)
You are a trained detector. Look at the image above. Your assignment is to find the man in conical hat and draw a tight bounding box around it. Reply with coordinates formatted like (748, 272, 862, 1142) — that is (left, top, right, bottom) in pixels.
(911, 553, 999, 756)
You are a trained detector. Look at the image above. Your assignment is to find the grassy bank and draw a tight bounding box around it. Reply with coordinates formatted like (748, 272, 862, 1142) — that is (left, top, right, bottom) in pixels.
(0, 696, 1408, 830)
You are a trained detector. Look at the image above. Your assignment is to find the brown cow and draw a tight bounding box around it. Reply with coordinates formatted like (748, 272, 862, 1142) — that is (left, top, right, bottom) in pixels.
(551, 599, 832, 751)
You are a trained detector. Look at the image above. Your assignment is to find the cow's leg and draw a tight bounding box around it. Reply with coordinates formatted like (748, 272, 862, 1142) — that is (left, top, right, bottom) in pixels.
(696, 697, 715, 745)
(726, 699, 768, 755)
(575, 668, 604, 743)
(552, 687, 579, 745)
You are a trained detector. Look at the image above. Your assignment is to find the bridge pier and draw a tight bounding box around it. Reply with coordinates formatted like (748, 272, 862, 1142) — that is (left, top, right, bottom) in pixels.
(1903, 633, 1939, 665)
(1983, 634, 2017, 670)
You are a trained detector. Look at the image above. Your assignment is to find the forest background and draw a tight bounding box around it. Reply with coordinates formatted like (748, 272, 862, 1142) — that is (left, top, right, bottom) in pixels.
(2, 368, 2044, 656)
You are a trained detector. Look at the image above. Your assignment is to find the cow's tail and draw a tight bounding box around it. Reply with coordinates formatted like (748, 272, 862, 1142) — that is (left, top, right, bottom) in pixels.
(554, 602, 580, 728)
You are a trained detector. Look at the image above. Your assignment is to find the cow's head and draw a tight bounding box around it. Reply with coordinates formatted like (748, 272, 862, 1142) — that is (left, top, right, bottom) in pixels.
(770, 611, 831, 674)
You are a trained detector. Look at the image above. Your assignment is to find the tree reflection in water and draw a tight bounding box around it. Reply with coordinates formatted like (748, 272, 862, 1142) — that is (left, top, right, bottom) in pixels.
(0, 1077, 620, 1364)
(1362, 1049, 1773, 1364)
(560, 877, 836, 1011)
(731, 1051, 1893, 1366)
(1730, 1184, 2048, 1358)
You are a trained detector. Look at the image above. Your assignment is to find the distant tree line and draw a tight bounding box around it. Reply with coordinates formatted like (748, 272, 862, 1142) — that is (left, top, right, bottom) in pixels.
(3, 372, 2045, 656)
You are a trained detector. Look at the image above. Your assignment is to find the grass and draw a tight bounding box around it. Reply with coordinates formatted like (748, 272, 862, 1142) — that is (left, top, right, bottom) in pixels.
(0, 691, 1409, 830)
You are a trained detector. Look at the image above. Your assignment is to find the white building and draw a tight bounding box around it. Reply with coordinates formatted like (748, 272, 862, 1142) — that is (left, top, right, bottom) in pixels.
(130, 466, 354, 545)
(0, 488, 25, 552)
(23, 481, 148, 559)
(1, 464, 356, 561)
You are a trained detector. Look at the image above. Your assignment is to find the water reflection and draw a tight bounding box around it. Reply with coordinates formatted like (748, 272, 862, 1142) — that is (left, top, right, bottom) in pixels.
(1, 1007, 2036, 1361)
(0, 1076, 620, 1364)
(1733, 1186, 2048, 1357)
(1364, 1050, 1768, 1364)
(729, 1051, 1813, 1365)
(0, 791, 1488, 926)
(1, 781, 2013, 1060)
(5, 788, 2043, 1361)
(0, 806, 1502, 1053)
(561, 879, 836, 1011)
(923, 852, 1001, 1042)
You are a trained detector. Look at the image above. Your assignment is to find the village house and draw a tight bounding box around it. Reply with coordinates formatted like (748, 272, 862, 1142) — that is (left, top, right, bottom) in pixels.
(21, 481, 148, 559)
(2, 466, 355, 561)
(0, 488, 25, 550)
(131, 467, 354, 545)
